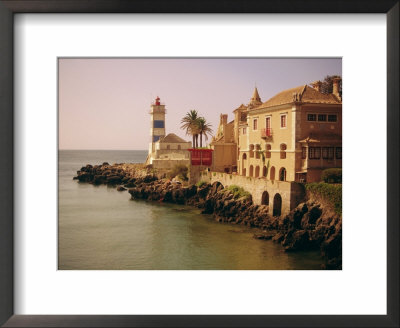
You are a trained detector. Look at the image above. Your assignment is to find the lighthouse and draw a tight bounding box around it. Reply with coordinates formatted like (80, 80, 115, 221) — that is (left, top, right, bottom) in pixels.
(149, 96, 166, 157)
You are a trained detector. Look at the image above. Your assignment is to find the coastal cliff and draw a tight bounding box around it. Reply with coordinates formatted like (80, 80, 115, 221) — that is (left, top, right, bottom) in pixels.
(75, 163, 342, 269)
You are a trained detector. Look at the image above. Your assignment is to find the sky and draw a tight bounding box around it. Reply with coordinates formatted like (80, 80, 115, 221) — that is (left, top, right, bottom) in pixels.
(58, 58, 341, 150)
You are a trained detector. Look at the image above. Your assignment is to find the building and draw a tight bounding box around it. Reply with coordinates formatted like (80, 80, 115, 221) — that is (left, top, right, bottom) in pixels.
(146, 97, 192, 168)
(209, 114, 236, 173)
(236, 78, 342, 183)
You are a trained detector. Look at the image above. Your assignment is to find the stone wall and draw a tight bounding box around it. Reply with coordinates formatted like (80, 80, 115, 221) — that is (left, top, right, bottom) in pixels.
(152, 159, 190, 169)
(197, 171, 305, 215)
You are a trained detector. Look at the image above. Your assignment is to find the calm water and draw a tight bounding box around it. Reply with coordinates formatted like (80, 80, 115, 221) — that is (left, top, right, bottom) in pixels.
(59, 150, 324, 270)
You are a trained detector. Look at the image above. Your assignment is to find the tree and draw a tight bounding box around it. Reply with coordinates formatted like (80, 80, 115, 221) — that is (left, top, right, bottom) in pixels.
(196, 117, 213, 148)
(320, 75, 342, 97)
(180, 110, 199, 148)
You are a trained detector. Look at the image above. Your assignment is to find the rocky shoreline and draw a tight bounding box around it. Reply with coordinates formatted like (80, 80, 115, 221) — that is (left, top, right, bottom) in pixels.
(74, 163, 342, 269)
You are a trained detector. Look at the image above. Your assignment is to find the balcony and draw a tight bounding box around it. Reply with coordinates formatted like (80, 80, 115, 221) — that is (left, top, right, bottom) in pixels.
(261, 128, 273, 139)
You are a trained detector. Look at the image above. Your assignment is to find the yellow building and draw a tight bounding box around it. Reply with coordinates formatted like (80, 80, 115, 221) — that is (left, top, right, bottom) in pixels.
(210, 114, 236, 173)
(238, 79, 342, 183)
(213, 79, 342, 183)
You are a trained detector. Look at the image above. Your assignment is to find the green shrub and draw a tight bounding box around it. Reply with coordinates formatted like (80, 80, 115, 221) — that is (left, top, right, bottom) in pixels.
(168, 164, 189, 181)
(321, 168, 342, 183)
(227, 185, 251, 200)
(305, 182, 342, 215)
(196, 180, 207, 188)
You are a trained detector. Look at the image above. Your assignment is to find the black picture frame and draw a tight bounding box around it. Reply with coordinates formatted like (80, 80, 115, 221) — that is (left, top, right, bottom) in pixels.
(0, 1, 398, 327)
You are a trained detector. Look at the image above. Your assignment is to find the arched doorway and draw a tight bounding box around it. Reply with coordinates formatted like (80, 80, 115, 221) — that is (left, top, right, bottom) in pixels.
(279, 167, 286, 181)
(261, 191, 269, 205)
(249, 165, 254, 177)
(273, 193, 282, 216)
(242, 168, 246, 176)
(270, 166, 275, 181)
(255, 166, 260, 177)
(177, 145, 181, 150)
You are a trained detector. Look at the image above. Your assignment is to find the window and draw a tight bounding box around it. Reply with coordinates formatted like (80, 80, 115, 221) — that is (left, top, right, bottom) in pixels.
(253, 119, 258, 130)
(280, 114, 287, 128)
(153, 120, 165, 128)
(322, 147, 334, 160)
(280, 144, 287, 159)
(302, 147, 307, 159)
(265, 144, 271, 158)
(336, 147, 342, 159)
(266, 116, 271, 129)
(153, 135, 161, 142)
(243, 127, 246, 135)
(307, 114, 317, 121)
(318, 114, 327, 122)
(309, 147, 321, 159)
(240, 113, 247, 121)
(279, 168, 286, 181)
(328, 114, 337, 122)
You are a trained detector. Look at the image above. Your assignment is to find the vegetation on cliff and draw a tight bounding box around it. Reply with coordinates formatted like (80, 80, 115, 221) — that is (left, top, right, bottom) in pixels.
(305, 182, 342, 215)
(226, 185, 252, 200)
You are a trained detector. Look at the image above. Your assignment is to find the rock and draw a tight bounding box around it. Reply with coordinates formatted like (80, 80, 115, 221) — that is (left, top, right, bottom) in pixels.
(253, 232, 274, 240)
(117, 185, 127, 191)
(106, 175, 122, 185)
(272, 232, 285, 243)
(283, 230, 310, 251)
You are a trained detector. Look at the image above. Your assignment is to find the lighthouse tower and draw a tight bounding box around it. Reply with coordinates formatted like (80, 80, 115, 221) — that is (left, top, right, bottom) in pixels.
(148, 96, 166, 158)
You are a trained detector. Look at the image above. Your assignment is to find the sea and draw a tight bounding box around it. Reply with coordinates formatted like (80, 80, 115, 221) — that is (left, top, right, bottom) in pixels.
(58, 150, 324, 270)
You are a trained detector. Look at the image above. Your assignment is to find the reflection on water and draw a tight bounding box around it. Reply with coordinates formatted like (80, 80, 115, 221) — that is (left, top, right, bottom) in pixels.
(58, 150, 324, 270)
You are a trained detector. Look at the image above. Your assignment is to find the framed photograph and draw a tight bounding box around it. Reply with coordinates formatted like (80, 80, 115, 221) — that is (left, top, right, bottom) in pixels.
(0, 1, 398, 327)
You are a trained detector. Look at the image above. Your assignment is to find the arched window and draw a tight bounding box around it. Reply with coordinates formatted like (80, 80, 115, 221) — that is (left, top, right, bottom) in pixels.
(261, 191, 269, 205)
(255, 144, 261, 159)
(270, 166, 276, 181)
(279, 167, 286, 181)
(262, 165, 267, 177)
(280, 144, 287, 159)
(255, 166, 260, 178)
(249, 144, 255, 158)
(242, 153, 247, 176)
(273, 193, 282, 216)
(249, 165, 254, 177)
(166, 145, 170, 150)
(265, 144, 271, 158)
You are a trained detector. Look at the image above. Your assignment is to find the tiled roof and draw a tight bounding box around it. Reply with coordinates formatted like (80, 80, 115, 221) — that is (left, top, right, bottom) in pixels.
(159, 133, 188, 143)
(256, 85, 341, 109)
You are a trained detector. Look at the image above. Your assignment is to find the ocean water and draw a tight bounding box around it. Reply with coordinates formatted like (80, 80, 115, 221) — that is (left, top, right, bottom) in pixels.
(58, 150, 324, 270)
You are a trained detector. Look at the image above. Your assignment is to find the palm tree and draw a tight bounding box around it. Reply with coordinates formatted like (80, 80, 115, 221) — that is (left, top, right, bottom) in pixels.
(180, 110, 199, 148)
(196, 117, 213, 148)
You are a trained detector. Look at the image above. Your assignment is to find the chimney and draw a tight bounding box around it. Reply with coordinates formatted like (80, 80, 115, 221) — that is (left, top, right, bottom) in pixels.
(310, 80, 322, 92)
(220, 114, 228, 125)
(332, 77, 341, 99)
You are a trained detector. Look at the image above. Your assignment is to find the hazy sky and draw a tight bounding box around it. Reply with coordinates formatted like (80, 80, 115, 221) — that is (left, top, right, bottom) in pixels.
(59, 58, 341, 150)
